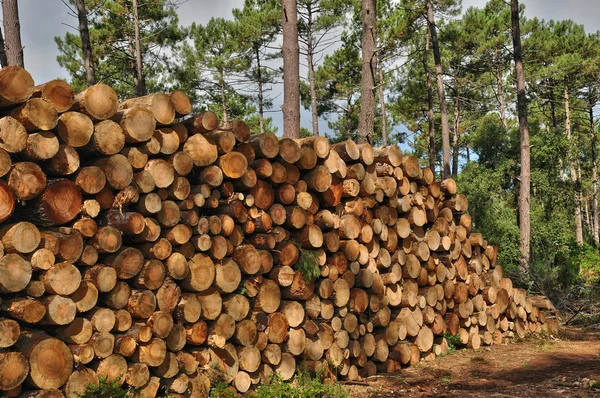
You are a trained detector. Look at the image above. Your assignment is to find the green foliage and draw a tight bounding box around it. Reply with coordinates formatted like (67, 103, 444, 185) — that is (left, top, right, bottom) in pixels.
(442, 332, 460, 355)
(79, 376, 137, 398)
(56, 0, 183, 96)
(571, 243, 600, 284)
(296, 248, 321, 283)
(255, 369, 348, 398)
(209, 381, 238, 398)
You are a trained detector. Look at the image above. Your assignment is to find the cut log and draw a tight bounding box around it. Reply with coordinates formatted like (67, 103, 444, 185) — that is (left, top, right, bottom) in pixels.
(0, 66, 35, 107)
(119, 93, 175, 125)
(112, 106, 156, 143)
(5, 98, 58, 131)
(16, 330, 73, 389)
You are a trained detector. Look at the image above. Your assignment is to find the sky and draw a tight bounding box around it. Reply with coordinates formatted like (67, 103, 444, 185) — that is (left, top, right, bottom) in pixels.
(3, 0, 600, 136)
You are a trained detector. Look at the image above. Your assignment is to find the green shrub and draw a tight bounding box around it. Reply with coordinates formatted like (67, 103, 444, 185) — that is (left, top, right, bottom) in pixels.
(441, 332, 460, 355)
(295, 248, 321, 283)
(209, 381, 238, 398)
(79, 376, 137, 398)
(255, 369, 348, 398)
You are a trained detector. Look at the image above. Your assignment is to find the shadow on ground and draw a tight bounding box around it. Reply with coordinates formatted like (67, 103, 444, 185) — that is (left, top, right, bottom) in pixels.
(345, 327, 600, 398)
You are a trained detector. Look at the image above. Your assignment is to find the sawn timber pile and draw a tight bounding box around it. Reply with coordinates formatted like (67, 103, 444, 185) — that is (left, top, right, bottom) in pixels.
(0, 66, 559, 397)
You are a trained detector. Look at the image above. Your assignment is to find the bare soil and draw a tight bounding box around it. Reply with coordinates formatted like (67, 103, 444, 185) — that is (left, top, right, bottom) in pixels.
(345, 327, 600, 397)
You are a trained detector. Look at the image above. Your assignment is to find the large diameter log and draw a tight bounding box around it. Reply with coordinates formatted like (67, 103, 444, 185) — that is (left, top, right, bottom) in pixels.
(250, 180, 275, 210)
(0, 148, 11, 178)
(119, 93, 176, 125)
(0, 116, 27, 153)
(41, 262, 81, 295)
(0, 318, 20, 348)
(0, 180, 15, 223)
(22, 180, 83, 227)
(1, 297, 46, 323)
(96, 154, 133, 190)
(0, 66, 35, 107)
(304, 165, 332, 193)
(48, 144, 80, 176)
(0, 254, 32, 293)
(250, 132, 279, 158)
(16, 331, 73, 389)
(0, 351, 28, 390)
(170, 90, 192, 116)
(183, 133, 218, 166)
(5, 98, 58, 131)
(73, 84, 118, 120)
(87, 120, 125, 155)
(64, 367, 98, 398)
(182, 253, 215, 292)
(113, 107, 156, 143)
(0, 222, 40, 254)
(57, 112, 94, 147)
(32, 79, 74, 113)
(8, 162, 46, 201)
(218, 152, 248, 179)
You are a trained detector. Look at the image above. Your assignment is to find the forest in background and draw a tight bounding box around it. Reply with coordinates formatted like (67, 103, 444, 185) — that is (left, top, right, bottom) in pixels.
(2, 0, 600, 309)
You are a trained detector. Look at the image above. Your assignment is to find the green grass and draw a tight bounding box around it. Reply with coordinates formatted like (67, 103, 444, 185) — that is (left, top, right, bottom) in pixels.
(253, 369, 348, 398)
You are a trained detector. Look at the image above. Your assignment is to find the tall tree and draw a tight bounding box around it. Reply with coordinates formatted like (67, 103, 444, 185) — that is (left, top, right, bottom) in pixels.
(132, 0, 146, 96)
(75, 0, 95, 86)
(424, 30, 435, 170)
(233, 0, 281, 135)
(281, 0, 300, 138)
(426, 0, 450, 178)
(358, 0, 376, 144)
(511, 0, 530, 273)
(184, 18, 248, 125)
(2, 0, 23, 67)
(0, 27, 7, 68)
(56, 1, 182, 96)
(298, 0, 346, 137)
(589, 89, 599, 245)
(307, 38, 361, 141)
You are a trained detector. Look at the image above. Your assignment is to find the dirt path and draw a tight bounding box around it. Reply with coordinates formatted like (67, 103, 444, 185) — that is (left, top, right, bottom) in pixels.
(345, 327, 600, 397)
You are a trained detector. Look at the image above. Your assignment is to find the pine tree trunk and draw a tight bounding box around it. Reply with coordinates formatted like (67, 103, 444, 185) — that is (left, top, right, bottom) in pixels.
(346, 98, 353, 140)
(220, 76, 228, 125)
(452, 88, 460, 177)
(495, 46, 507, 129)
(564, 83, 583, 245)
(358, 0, 376, 144)
(590, 92, 599, 245)
(0, 27, 7, 67)
(75, 0, 96, 86)
(378, 51, 387, 145)
(306, 4, 319, 136)
(2, 0, 24, 67)
(427, 0, 450, 179)
(281, 0, 300, 138)
(132, 0, 146, 97)
(424, 30, 435, 173)
(511, 0, 531, 273)
(256, 46, 265, 135)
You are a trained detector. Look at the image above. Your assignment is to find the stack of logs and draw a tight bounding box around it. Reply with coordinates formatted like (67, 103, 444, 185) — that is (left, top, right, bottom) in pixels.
(0, 66, 559, 397)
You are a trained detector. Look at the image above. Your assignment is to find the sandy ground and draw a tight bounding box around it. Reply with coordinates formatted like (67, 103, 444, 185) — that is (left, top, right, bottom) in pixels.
(344, 327, 600, 397)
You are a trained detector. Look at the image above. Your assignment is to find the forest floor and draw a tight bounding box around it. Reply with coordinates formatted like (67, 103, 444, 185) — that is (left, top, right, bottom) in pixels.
(344, 327, 600, 397)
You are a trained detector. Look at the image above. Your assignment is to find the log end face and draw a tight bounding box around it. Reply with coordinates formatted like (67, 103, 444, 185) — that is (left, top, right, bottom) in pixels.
(0, 66, 34, 106)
